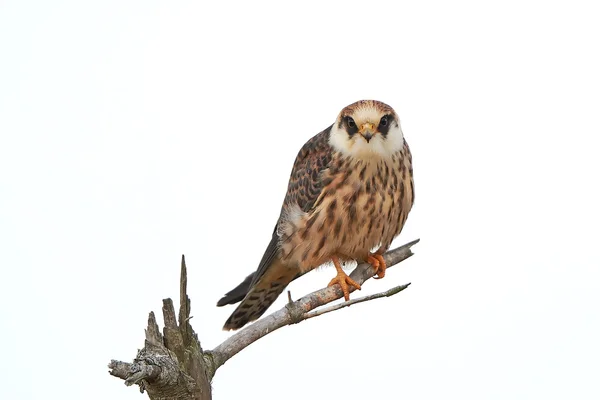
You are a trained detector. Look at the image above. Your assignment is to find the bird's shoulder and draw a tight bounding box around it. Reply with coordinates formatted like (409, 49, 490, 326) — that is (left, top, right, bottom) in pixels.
(293, 126, 333, 168)
(285, 126, 334, 213)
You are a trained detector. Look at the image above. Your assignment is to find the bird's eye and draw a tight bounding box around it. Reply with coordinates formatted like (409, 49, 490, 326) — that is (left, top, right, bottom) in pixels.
(345, 116, 356, 128)
(380, 116, 388, 127)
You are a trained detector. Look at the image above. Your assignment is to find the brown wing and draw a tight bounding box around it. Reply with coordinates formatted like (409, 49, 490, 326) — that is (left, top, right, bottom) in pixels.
(247, 126, 334, 287)
(222, 257, 298, 330)
(282, 126, 334, 213)
(218, 127, 334, 329)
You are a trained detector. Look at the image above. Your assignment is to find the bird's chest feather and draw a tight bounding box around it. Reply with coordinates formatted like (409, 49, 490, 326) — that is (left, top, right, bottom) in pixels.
(327, 158, 403, 256)
(282, 152, 410, 271)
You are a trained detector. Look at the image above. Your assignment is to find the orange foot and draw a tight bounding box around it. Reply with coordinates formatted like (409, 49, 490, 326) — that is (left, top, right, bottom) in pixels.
(367, 253, 387, 279)
(327, 256, 361, 301)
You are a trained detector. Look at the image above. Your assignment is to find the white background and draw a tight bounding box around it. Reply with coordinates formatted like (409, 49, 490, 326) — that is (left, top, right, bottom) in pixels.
(1, 1, 599, 399)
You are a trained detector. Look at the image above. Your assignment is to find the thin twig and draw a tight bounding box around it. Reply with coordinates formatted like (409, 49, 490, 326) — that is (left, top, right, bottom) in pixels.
(208, 238, 419, 371)
(109, 238, 420, 398)
(303, 283, 411, 320)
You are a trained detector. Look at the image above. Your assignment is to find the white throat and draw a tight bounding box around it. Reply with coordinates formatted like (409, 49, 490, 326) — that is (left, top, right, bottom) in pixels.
(328, 122, 404, 159)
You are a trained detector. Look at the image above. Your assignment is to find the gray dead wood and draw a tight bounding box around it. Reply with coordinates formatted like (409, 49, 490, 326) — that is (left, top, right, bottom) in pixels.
(108, 239, 419, 399)
(108, 256, 212, 400)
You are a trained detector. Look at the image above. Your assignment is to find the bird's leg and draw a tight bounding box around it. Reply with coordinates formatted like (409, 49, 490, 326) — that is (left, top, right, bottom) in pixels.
(327, 256, 361, 301)
(367, 253, 387, 279)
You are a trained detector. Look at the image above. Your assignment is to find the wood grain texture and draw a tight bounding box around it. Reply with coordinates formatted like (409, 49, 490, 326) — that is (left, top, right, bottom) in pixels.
(109, 239, 419, 399)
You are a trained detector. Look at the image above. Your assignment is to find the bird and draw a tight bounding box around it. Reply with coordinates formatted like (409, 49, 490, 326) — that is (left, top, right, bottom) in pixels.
(217, 100, 414, 331)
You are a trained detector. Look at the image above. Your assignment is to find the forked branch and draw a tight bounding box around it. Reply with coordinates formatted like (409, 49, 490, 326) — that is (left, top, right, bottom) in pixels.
(108, 239, 419, 399)
(207, 238, 419, 372)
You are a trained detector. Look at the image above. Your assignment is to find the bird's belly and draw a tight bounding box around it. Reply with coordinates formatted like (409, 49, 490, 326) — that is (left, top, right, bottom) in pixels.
(335, 201, 387, 257)
(282, 162, 406, 273)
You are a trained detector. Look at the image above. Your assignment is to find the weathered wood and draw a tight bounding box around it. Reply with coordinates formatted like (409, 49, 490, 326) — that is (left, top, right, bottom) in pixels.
(207, 238, 419, 371)
(109, 256, 212, 400)
(109, 239, 419, 399)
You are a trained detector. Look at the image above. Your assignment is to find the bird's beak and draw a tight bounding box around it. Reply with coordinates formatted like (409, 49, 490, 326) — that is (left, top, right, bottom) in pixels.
(359, 122, 375, 143)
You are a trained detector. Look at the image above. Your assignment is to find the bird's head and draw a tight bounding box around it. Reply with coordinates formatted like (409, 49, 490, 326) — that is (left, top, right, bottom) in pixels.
(329, 100, 404, 159)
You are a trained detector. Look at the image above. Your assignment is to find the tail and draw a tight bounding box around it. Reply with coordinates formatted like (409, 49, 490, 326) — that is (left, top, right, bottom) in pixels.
(216, 272, 255, 307)
(221, 258, 297, 331)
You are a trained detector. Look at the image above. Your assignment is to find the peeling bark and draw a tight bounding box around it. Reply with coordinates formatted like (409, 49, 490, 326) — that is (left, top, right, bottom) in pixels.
(108, 239, 419, 399)
(109, 256, 212, 400)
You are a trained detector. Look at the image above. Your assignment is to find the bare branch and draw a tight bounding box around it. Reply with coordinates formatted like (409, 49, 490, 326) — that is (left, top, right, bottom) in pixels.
(303, 282, 411, 320)
(109, 255, 212, 400)
(109, 239, 419, 399)
(208, 238, 419, 371)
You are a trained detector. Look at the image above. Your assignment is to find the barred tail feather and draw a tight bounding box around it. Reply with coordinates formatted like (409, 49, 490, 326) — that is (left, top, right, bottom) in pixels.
(223, 259, 296, 331)
(216, 272, 255, 307)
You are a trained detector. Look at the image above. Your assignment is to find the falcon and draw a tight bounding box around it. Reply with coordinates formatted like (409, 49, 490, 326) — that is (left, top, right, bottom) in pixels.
(217, 100, 414, 330)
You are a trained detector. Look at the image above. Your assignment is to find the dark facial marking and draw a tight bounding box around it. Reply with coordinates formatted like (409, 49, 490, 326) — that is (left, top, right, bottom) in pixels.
(344, 116, 359, 137)
(378, 114, 393, 137)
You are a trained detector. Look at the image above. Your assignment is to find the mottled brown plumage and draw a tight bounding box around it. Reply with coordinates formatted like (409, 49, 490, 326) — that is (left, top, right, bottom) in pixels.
(218, 100, 414, 330)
